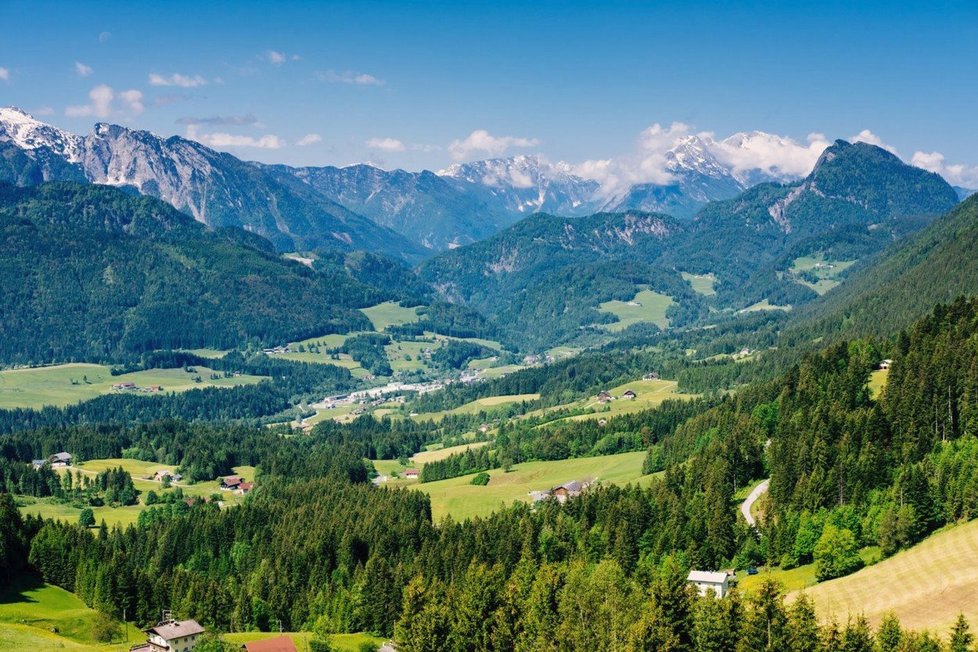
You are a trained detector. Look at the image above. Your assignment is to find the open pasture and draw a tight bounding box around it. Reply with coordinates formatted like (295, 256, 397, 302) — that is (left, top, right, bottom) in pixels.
(793, 520, 978, 633)
(408, 451, 657, 521)
(598, 288, 674, 332)
(0, 363, 265, 410)
(681, 272, 718, 296)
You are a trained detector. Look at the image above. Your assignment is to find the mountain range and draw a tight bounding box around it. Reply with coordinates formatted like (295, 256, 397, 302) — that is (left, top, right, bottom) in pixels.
(0, 107, 427, 260)
(0, 107, 820, 255)
(420, 140, 959, 348)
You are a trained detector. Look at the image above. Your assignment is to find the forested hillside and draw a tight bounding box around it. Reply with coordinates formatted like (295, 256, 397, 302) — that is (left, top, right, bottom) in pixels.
(5, 299, 978, 649)
(419, 141, 958, 350)
(785, 193, 978, 346)
(0, 182, 389, 364)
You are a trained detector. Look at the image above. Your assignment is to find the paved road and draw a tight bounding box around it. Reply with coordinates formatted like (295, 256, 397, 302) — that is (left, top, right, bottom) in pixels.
(741, 478, 769, 527)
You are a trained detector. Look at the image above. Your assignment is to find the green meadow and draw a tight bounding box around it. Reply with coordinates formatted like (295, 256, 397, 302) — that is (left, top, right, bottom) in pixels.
(360, 300, 422, 331)
(681, 272, 718, 296)
(405, 451, 657, 521)
(0, 574, 384, 652)
(790, 254, 856, 295)
(16, 460, 254, 529)
(0, 364, 265, 410)
(599, 288, 675, 332)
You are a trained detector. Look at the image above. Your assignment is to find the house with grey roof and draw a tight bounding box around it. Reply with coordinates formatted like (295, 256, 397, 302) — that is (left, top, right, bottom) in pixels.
(131, 618, 205, 652)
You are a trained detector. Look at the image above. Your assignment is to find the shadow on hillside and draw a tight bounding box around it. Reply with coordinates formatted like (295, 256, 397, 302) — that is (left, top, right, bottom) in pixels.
(0, 573, 47, 606)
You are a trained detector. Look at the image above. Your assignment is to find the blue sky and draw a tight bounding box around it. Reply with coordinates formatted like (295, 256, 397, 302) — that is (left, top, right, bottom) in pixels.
(2, 0, 977, 184)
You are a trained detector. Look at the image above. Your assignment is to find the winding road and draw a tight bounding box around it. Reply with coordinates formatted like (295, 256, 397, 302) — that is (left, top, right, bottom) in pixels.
(741, 478, 769, 527)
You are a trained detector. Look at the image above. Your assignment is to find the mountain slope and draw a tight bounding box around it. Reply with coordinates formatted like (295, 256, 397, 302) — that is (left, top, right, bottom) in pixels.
(266, 163, 517, 251)
(419, 141, 958, 349)
(0, 108, 426, 261)
(438, 155, 602, 217)
(786, 193, 978, 343)
(419, 211, 707, 348)
(667, 140, 960, 306)
(603, 135, 748, 218)
(0, 182, 390, 364)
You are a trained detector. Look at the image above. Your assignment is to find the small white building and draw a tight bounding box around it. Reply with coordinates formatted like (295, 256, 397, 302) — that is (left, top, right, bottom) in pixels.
(687, 570, 730, 598)
(140, 619, 205, 652)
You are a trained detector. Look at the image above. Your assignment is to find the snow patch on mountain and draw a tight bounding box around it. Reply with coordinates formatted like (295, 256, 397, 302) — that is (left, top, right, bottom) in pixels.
(0, 106, 84, 162)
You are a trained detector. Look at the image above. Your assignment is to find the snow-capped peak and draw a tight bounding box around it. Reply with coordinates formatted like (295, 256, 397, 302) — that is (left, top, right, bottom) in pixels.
(665, 135, 731, 178)
(0, 106, 84, 162)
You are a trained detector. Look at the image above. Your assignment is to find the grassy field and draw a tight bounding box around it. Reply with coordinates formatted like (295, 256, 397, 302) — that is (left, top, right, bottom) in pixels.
(738, 547, 880, 595)
(790, 255, 856, 295)
(0, 575, 120, 650)
(0, 575, 383, 652)
(477, 364, 527, 379)
(681, 272, 717, 296)
(599, 288, 675, 332)
(793, 520, 978, 632)
(180, 348, 229, 359)
(869, 368, 889, 400)
(0, 363, 265, 410)
(223, 631, 387, 652)
(412, 441, 489, 464)
(360, 301, 422, 331)
(17, 460, 253, 528)
(739, 299, 792, 314)
(525, 378, 696, 425)
(411, 393, 540, 422)
(408, 451, 658, 521)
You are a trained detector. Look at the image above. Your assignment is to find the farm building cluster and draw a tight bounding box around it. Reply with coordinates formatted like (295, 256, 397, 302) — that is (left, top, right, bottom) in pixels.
(528, 479, 594, 505)
(111, 381, 164, 393)
(220, 475, 254, 495)
(596, 389, 637, 404)
(32, 451, 72, 469)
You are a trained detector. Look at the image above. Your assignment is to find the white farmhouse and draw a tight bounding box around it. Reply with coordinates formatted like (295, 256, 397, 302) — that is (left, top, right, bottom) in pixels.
(135, 619, 205, 652)
(687, 570, 730, 598)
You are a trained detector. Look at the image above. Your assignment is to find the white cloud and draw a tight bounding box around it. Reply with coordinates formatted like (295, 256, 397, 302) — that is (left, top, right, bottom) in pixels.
(297, 133, 322, 146)
(66, 84, 115, 118)
(0, 67, 9, 82)
(571, 122, 693, 197)
(119, 89, 144, 115)
(850, 129, 899, 155)
(185, 124, 283, 149)
(75, 62, 94, 77)
(318, 70, 385, 86)
(366, 137, 406, 152)
(711, 131, 832, 180)
(177, 115, 260, 127)
(912, 151, 978, 189)
(65, 84, 143, 118)
(448, 129, 540, 161)
(148, 72, 208, 88)
(265, 50, 300, 65)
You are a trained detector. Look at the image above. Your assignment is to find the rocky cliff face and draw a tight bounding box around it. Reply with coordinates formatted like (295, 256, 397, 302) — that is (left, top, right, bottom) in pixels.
(0, 107, 427, 260)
